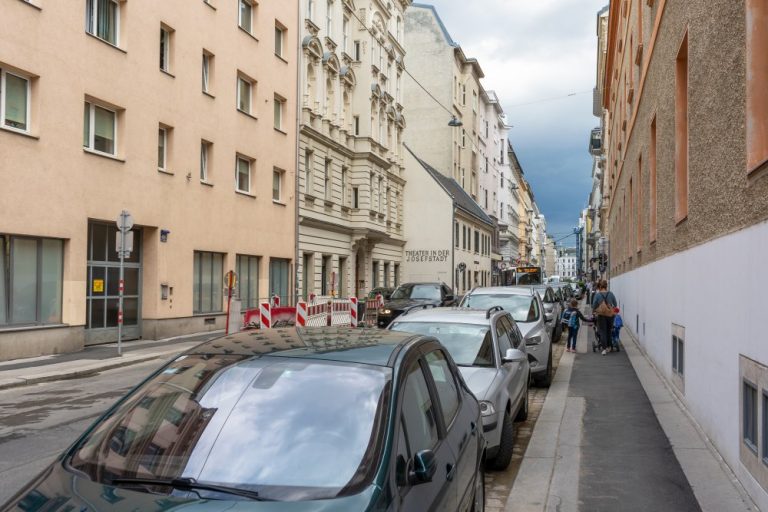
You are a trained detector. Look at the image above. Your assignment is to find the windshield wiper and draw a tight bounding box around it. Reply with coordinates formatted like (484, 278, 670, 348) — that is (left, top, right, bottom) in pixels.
(110, 476, 274, 501)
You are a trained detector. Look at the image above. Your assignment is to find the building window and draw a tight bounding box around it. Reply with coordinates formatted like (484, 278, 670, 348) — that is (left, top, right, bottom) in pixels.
(674, 32, 689, 223)
(0, 235, 63, 326)
(744, 380, 758, 453)
(200, 140, 211, 181)
(237, 76, 253, 114)
(307, 0, 314, 20)
(275, 25, 285, 58)
(86, 0, 120, 46)
(763, 391, 768, 464)
(747, 0, 768, 172)
(326, 0, 333, 39)
(321, 255, 332, 296)
(372, 261, 379, 288)
(650, 116, 657, 242)
(343, 16, 349, 53)
(238, 0, 253, 33)
(394, 264, 400, 287)
(193, 251, 224, 314)
(202, 51, 213, 93)
(274, 95, 285, 130)
(672, 327, 684, 379)
(272, 168, 283, 202)
(384, 262, 390, 287)
(352, 186, 359, 208)
(324, 158, 332, 200)
(236, 155, 252, 193)
(0, 69, 30, 132)
(83, 101, 117, 156)
(159, 26, 172, 73)
(455, 222, 459, 248)
(353, 115, 360, 135)
(474, 230, 480, 254)
(304, 149, 313, 194)
(302, 252, 313, 299)
(353, 41, 361, 61)
(236, 254, 260, 310)
(157, 126, 168, 171)
(341, 167, 348, 205)
(338, 257, 347, 296)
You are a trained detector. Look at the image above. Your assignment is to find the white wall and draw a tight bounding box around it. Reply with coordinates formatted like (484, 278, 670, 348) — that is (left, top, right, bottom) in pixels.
(610, 219, 768, 510)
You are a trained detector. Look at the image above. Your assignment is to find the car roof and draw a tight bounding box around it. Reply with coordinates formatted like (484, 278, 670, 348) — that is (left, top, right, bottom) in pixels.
(391, 306, 497, 325)
(466, 286, 538, 297)
(188, 327, 421, 367)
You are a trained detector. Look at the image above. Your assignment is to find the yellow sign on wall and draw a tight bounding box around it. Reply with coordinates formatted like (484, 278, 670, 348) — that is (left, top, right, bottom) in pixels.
(93, 279, 104, 293)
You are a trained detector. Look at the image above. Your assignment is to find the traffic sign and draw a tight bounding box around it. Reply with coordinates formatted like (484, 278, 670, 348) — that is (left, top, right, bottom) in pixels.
(115, 230, 134, 255)
(458, 262, 467, 272)
(117, 211, 134, 232)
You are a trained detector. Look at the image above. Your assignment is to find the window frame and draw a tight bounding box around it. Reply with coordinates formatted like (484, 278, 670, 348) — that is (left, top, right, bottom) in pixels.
(273, 95, 285, 130)
(159, 26, 170, 73)
(237, 76, 253, 115)
(200, 140, 211, 182)
(744, 380, 758, 453)
(192, 250, 224, 314)
(83, 100, 118, 157)
(202, 51, 213, 93)
(0, 69, 31, 134)
(238, 0, 253, 34)
(235, 155, 252, 194)
(236, 254, 260, 310)
(274, 25, 285, 58)
(272, 168, 284, 202)
(157, 126, 168, 171)
(86, 0, 121, 47)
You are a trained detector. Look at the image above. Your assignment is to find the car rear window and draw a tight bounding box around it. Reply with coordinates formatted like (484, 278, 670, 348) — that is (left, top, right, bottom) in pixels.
(461, 294, 540, 323)
(391, 322, 494, 368)
(69, 354, 391, 501)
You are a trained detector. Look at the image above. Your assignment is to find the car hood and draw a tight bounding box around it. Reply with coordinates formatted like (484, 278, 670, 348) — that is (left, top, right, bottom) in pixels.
(458, 367, 498, 400)
(1, 463, 379, 512)
(382, 298, 439, 310)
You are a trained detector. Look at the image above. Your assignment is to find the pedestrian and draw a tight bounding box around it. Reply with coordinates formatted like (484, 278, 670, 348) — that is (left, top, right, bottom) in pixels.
(591, 279, 618, 356)
(612, 307, 624, 352)
(561, 299, 590, 353)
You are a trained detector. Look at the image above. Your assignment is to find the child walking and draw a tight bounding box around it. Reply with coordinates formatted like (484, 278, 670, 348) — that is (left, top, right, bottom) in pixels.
(612, 307, 624, 352)
(561, 299, 591, 353)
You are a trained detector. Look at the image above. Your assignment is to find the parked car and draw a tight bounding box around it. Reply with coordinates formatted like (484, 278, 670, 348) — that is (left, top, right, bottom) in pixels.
(368, 287, 395, 300)
(459, 287, 553, 387)
(569, 282, 583, 300)
(1, 327, 486, 512)
(390, 307, 530, 470)
(529, 285, 563, 343)
(377, 282, 457, 327)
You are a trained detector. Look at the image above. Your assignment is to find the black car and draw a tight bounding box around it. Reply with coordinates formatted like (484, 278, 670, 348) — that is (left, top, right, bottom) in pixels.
(2, 327, 486, 512)
(377, 282, 457, 327)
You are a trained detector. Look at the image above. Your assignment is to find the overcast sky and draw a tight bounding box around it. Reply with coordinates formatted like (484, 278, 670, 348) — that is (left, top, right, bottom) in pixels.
(420, 0, 608, 247)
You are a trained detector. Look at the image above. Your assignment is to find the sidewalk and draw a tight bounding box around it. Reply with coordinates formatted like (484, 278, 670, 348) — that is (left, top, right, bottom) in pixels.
(0, 331, 223, 391)
(506, 304, 757, 512)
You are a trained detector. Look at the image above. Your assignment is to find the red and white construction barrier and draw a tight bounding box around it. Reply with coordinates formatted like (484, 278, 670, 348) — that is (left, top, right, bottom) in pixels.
(363, 293, 384, 327)
(349, 297, 358, 327)
(271, 295, 281, 307)
(259, 302, 271, 329)
(296, 301, 308, 327)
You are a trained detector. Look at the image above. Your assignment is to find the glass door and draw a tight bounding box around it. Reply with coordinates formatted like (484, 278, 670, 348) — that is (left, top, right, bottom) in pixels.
(269, 258, 291, 306)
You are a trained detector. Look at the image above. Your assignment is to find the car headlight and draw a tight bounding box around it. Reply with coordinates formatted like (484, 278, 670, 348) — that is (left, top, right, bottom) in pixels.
(379, 308, 391, 315)
(526, 335, 542, 346)
(479, 401, 496, 417)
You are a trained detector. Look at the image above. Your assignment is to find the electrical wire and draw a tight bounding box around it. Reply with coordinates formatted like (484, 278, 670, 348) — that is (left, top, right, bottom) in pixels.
(506, 90, 593, 108)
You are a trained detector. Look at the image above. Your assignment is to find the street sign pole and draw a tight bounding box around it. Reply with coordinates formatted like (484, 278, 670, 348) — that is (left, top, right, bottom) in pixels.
(116, 210, 134, 357)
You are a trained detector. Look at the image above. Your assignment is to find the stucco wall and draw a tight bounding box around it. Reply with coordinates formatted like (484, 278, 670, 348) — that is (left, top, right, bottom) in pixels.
(610, 219, 768, 510)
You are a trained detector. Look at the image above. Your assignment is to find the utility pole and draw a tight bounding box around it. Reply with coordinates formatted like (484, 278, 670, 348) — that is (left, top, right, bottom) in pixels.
(116, 210, 134, 357)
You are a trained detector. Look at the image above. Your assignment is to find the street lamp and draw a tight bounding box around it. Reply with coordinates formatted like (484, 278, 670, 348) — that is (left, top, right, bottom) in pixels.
(448, 116, 463, 127)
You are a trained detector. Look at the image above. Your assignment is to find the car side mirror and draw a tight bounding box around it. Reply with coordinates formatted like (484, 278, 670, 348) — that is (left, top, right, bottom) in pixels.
(502, 348, 526, 364)
(410, 449, 437, 485)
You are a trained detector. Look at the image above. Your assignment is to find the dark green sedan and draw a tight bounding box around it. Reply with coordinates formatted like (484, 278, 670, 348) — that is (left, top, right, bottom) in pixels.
(2, 327, 486, 511)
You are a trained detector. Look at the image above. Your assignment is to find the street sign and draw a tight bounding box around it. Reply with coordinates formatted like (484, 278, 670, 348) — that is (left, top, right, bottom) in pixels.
(458, 262, 466, 272)
(115, 230, 134, 255)
(117, 211, 134, 232)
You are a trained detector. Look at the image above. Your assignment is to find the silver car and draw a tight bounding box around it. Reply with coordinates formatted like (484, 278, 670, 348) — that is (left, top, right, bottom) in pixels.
(389, 307, 530, 470)
(460, 287, 553, 387)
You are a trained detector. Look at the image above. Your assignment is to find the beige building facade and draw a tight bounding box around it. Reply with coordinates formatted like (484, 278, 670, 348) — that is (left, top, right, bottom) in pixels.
(298, 0, 410, 301)
(0, 0, 298, 360)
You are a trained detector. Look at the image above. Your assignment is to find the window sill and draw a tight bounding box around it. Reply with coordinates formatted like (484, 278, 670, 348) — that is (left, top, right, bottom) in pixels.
(192, 312, 224, 317)
(83, 148, 125, 163)
(18, 0, 42, 10)
(85, 32, 126, 53)
(275, 53, 289, 64)
(158, 168, 174, 176)
(203, 0, 216, 10)
(0, 323, 69, 333)
(238, 26, 259, 43)
(0, 125, 39, 140)
(203, 90, 216, 99)
(160, 69, 176, 79)
(236, 190, 256, 199)
(274, 127, 288, 135)
(200, 180, 214, 187)
(237, 109, 258, 121)
(273, 199, 287, 207)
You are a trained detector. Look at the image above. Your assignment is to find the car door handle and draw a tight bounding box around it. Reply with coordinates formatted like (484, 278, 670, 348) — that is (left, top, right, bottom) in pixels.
(470, 421, 477, 436)
(446, 463, 456, 481)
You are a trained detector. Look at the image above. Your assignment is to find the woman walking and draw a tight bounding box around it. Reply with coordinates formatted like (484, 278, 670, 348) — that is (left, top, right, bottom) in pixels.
(591, 279, 617, 356)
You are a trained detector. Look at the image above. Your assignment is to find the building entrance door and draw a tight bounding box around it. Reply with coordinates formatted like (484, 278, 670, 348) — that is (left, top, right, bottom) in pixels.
(269, 258, 291, 305)
(85, 221, 142, 345)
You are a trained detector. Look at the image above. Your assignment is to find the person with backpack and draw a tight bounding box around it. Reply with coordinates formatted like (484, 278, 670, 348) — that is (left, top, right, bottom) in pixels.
(561, 298, 591, 353)
(591, 279, 618, 356)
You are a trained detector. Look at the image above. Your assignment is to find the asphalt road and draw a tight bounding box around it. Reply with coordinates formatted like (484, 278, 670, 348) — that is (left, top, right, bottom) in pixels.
(0, 360, 165, 504)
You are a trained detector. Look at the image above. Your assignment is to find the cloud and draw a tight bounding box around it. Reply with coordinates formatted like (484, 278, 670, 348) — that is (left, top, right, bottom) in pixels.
(416, 0, 608, 245)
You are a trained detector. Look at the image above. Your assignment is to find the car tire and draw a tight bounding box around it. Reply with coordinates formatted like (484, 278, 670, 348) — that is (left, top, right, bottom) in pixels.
(535, 347, 553, 388)
(515, 384, 529, 422)
(488, 410, 514, 470)
(471, 460, 485, 512)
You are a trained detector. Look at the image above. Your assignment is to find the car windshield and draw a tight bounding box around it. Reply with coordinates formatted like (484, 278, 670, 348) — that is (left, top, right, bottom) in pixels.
(390, 322, 495, 368)
(69, 354, 391, 501)
(390, 284, 441, 300)
(461, 294, 540, 323)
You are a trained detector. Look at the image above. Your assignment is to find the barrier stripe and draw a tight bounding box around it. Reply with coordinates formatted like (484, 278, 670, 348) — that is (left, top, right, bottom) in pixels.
(259, 302, 271, 329)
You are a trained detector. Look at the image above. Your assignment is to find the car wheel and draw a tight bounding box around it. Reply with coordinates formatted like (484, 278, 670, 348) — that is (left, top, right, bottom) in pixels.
(515, 383, 529, 422)
(488, 410, 514, 470)
(472, 460, 485, 511)
(535, 348, 553, 388)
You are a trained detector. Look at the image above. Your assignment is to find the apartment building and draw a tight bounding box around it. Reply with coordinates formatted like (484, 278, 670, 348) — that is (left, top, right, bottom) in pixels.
(497, 139, 522, 265)
(0, 0, 297, 360)
(297, 0, 410, 300)
(600, 0, 768, 507)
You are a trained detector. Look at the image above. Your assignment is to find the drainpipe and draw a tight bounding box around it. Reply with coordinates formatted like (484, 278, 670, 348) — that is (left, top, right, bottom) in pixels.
(293, 2, 301, 306)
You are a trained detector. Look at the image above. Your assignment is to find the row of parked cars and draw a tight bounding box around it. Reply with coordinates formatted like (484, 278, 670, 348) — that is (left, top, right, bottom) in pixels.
(2, 282, 583, 512)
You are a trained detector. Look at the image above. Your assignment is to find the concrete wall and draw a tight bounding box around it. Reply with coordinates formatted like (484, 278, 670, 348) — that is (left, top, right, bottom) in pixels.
(610, 219, 768, 510)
